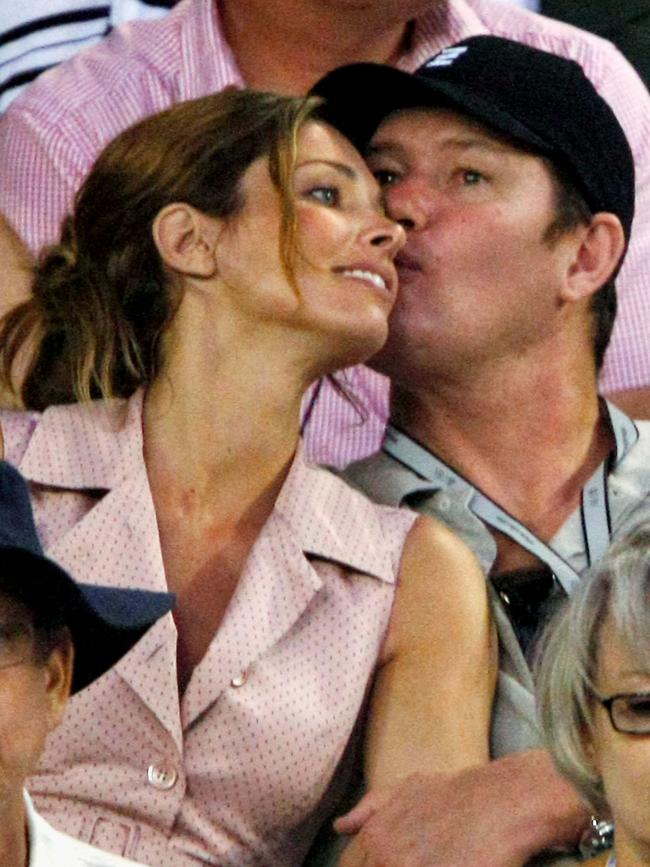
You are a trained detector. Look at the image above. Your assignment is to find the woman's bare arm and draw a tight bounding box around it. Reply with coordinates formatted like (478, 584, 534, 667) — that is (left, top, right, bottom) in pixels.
(339, 515, 495, 867)
(365, 515, 495, 789)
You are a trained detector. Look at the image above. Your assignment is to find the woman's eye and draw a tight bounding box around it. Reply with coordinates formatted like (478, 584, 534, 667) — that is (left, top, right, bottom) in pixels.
(307, 186, 339, 206)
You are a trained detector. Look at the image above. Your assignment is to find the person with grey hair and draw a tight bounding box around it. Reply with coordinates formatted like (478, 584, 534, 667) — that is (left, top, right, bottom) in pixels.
(537, 528, 650, 867)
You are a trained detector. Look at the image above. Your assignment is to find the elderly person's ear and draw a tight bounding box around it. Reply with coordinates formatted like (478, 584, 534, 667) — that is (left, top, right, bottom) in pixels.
(42, 631, 74, 731)
(152, 204, 222, 279)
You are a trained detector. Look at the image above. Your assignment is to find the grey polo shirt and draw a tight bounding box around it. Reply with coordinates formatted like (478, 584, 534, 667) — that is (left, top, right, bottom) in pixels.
(344, 419, 650, 757)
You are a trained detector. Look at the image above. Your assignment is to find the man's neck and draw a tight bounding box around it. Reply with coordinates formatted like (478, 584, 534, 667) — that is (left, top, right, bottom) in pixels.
(220, 0, 424, 94)
(390, 362, 611, 545)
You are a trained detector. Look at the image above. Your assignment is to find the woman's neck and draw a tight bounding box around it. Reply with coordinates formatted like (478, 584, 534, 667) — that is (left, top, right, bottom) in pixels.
(143, 344, 305, 514)
(142, 279, 336, 517)
(142, 295, 318, 683)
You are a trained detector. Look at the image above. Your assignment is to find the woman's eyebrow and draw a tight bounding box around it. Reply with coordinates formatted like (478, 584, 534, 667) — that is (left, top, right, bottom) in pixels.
(295, 159, 356, 178)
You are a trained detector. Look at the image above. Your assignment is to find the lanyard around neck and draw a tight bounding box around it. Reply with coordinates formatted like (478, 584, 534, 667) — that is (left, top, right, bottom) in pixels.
(382, 401, 638, 595)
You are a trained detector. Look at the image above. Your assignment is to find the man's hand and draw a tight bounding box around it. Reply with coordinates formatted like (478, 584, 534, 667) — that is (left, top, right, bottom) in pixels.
(335, 751, 588, 867)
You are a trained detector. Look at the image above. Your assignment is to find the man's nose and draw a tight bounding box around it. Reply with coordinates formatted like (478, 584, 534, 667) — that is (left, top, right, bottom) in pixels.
(384, 179, 435, 232)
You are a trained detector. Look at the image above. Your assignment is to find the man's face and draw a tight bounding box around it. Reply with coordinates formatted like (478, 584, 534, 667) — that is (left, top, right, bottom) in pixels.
(0, 593, 71, 811)
(365, 108, 572, 387)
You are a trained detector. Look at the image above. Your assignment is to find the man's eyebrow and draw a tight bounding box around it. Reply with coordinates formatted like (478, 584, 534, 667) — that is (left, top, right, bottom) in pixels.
(368, 136, 513, 158)
(0, 619, 31, 634)
(295, 159, 357, 178)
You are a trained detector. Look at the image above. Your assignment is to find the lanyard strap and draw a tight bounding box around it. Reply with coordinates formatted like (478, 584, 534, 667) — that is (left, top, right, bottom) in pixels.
(383, 401, 638, 595)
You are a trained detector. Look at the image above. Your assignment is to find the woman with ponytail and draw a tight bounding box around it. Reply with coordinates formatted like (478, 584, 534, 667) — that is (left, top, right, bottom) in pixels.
(0, 88, 493, 867)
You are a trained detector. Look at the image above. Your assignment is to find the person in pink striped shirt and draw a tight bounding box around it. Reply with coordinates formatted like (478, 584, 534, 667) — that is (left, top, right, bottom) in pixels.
(1, 0, 650, 465)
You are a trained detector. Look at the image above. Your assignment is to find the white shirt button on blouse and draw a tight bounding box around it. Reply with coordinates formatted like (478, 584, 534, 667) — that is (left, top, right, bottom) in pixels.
(230, 669, 249, 688)
(147, 764, 178, 790)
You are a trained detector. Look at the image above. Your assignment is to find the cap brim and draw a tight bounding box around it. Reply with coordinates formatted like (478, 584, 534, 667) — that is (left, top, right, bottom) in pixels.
(0, 547, 174, 693)
(314, 63, 550, 156)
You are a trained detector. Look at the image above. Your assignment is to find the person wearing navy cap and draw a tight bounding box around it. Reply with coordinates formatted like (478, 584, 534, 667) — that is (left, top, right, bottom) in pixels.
(0, 460, 173, 867)
(311, 35, 644, 867)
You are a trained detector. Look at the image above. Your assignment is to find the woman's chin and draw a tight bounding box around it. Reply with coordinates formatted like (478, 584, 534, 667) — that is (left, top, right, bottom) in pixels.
(324, 326, 389, 375)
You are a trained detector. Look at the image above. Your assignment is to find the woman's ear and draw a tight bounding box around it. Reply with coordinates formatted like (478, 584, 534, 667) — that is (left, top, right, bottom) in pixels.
(152, 203, 222, 279)
(561, 213, 626, 304)
(43, 632, 74, 732)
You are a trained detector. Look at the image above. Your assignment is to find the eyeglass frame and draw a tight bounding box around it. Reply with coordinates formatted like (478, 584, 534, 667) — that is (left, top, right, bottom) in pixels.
(597, 691, 650, 734)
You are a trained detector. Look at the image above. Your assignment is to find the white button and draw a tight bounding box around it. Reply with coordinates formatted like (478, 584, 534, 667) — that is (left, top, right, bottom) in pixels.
(147, 764, 178, 790)
(230, 669, 249, 688)
(436, 494, 451, 512)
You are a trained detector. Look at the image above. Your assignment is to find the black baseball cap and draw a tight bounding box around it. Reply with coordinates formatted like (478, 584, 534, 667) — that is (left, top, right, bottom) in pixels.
(0, 461, 175, 693)
(313, 35, 635, 244)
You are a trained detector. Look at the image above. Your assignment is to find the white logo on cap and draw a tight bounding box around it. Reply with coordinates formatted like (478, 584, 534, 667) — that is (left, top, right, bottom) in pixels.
(425, 46, 468, 68)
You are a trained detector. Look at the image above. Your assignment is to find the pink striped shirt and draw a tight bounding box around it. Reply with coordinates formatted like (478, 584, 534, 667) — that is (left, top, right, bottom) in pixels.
(1, 0, 649, 465)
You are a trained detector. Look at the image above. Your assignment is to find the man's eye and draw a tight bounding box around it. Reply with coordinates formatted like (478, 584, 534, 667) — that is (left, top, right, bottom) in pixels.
(307, 186, 339, 206)
(462, 169, 485, 185)
(372, 169, 399, 187)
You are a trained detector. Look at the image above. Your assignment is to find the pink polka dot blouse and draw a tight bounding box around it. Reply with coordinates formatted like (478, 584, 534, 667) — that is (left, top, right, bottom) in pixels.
(1, 392, 416, 866)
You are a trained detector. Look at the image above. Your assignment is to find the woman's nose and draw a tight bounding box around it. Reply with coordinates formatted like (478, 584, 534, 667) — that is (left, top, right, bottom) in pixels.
(364, 214, 406, 255)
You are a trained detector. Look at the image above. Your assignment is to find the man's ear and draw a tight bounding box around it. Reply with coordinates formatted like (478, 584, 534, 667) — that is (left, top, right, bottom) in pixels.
(562, 213, 626, 303)
(42, 632, 74, 732)
(152, 203, 221, 279)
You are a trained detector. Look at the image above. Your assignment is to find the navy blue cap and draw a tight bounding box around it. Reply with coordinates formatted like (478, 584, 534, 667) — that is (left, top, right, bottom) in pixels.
(0, 461, 174, 693)
(313, 35, 635, 244)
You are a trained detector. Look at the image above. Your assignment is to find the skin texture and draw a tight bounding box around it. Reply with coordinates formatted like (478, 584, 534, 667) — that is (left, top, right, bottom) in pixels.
(340, 517, 495, 867)
(368, 106, 623, 543)
(149, 118, 495, 849)
(95, 115, 495, 847)
(147, 121, 405, 689)
(3, 0, 650, 414)
(0, 117, 494, 858)
(367, 108, 608, 387)
(0, 595, 72, 867)
(337, 751, 587, 867)
(329, 106, 625, 866)
(589, 619, 650, 866)
(0, 218, 32, 318)
(362, 107, 650, 423)
(221, 0, 434, 94)
(0, 218, 33, 407)
(204, 122, 404, 378)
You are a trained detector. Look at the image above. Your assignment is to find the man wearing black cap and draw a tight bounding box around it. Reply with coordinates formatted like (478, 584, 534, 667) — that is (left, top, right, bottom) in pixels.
(0, 460, 173, 866)
(313, 35, 647, 866)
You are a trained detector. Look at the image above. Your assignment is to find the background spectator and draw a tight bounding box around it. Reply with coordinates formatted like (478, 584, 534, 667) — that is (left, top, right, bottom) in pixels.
(538, 528, 650, 867)
(0, 0, 178, 111)
(2, 0, 650, 462)
(0, 458, 173, 866)
(492, 0, 650, 90)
